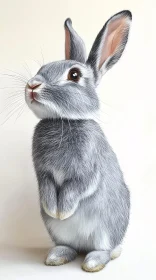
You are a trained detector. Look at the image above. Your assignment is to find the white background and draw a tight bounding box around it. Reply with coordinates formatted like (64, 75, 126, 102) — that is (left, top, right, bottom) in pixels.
(0, 0, 156, 279)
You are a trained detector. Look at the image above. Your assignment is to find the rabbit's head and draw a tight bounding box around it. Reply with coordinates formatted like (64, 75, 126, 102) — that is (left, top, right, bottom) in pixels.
(25, 10, 132, 119)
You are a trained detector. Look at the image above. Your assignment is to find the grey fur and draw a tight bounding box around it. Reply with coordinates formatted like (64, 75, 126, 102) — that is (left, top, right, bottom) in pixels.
(64, 18, 86, 63)
(25, 10, 132, 272)
(87, 10, 132, 84)
(82, 250, 110, 272)
(45, 246, 77, 266)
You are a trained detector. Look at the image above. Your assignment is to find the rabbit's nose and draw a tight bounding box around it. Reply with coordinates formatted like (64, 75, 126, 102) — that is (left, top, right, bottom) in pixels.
(27, 80, 42, 90)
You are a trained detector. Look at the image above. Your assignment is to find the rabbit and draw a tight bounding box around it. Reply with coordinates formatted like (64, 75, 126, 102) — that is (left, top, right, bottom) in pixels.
(25, 10, 132, 272)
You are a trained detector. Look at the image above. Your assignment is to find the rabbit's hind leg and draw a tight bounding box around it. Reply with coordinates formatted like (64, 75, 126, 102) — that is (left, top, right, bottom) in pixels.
(82, 250, 110, 272)
(45, 245, 77, 266)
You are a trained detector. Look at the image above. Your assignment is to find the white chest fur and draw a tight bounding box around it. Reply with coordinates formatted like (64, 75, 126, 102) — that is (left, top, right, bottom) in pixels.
(47, 203, 111, 251)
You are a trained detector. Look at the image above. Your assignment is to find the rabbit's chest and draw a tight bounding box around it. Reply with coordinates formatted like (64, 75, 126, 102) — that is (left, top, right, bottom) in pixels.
(33, 120, 94, 179)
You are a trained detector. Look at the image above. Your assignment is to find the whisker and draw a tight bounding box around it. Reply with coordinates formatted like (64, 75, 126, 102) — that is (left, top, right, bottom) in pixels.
(40, 47, 45, 65)
(32, 59, 42, 67)
(5, 92, 24, 99)
(15, 104, 26, 122)
(3, 98, 24, 108)
(0, 86, 25, 90)
(0, 103, 24, 125)
(22, 62, 32, 79)
(0, 73, 27, 84)
(4, 91, 24, 101)
(4, 68, 28, 81)
(0, 98, 24, 115)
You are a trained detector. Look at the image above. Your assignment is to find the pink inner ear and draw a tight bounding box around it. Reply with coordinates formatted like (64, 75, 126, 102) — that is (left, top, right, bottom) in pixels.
(99, 16, 129, 69)
(65, 28, 71, 60)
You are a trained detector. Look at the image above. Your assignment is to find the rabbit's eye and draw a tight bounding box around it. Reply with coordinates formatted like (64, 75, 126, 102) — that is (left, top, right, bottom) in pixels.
(67, 68, 81, 82)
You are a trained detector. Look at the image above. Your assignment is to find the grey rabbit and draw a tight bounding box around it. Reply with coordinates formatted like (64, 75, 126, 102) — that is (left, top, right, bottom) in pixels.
(25, 10, 132, 272)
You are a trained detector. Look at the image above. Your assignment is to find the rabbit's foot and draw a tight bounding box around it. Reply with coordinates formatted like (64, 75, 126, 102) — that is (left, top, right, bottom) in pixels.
(110, 245, 122, 260)
(45, 246, 77, 266)
(82, 250, 110, 272)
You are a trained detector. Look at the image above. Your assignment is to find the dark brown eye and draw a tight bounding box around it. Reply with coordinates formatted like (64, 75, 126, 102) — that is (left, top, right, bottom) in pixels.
(67, 68, 81, 82)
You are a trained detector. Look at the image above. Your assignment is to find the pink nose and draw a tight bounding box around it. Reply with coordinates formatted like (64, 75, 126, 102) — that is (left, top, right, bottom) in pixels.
(27, 82, 42, 90)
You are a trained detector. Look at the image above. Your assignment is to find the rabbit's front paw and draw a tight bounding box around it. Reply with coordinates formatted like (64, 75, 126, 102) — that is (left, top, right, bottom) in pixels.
(42, 202, 58, 219)
(58, 193, 78, 220)
(58, 210, 75, 220)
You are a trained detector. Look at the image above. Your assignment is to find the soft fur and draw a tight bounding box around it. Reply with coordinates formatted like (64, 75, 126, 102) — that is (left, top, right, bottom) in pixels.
(25, 10, 132, 272)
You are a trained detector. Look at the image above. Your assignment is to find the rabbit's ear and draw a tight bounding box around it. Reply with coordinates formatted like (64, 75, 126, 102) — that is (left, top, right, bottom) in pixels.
(87, 10, 132, 84)
(64, 18, 86, 63)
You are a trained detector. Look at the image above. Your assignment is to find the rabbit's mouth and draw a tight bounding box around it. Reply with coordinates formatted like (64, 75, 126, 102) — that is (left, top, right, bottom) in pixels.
(25, 91, 41, 106)
(30, 92, 38, 103)
(30, 94, 40, 104)
(25, 77, 45, 103)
